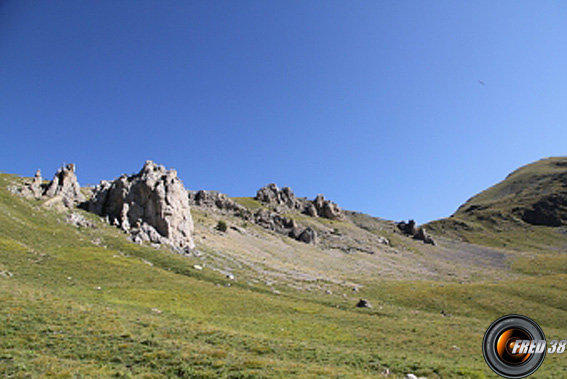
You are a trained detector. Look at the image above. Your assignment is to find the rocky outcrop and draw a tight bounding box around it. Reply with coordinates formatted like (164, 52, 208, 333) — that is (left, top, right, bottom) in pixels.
(519, 193, 567, 227)
(398, 219, 435, 245)
(255, 183, 343, 220)
(89, 161, 195, 252)
(44, 164, 86, 207)
(17, 164, 85, 207)
(189, 188, 317, 244)
(312, 194, 342, 220)
(294, 227, 317, 244)
(18, 169, 43, 199)
(188, 190, 251, 219)
(256, 183, 302, 210)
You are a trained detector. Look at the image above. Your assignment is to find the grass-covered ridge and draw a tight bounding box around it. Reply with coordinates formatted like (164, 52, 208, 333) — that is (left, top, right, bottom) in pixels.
(427, 157, 567, 252)
(3, 171, 567, 377)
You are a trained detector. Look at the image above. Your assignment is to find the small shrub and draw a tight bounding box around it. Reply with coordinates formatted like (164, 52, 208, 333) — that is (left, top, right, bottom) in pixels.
(216, 220, 227, 233)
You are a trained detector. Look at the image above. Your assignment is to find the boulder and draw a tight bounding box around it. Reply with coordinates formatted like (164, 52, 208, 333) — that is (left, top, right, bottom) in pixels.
(413, 227, 436, 245)
(398, 219, 435, 245)
(297, 227, 317, 244)
(89, 161, 195, 252)
(356, 299, 372, 308)
(398, 219, 417, 235)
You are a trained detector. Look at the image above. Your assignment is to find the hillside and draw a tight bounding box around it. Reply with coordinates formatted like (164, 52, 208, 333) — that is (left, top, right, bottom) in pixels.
(428, 157, 567, 252)
(3, 159, 567, 377)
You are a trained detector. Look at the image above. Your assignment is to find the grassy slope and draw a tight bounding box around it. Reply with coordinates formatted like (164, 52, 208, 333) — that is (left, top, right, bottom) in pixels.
(427, 157, 567, 252)
(2, 174, 567, 377)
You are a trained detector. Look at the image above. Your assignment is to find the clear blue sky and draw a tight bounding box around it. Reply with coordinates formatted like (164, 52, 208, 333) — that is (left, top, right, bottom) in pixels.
(2, 1, 567, 223)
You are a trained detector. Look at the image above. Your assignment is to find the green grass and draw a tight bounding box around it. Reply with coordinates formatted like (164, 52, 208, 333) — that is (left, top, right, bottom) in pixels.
(2, 173, 567, 377)
(427, 157, 567, 252)
(231, 197, 264, 210)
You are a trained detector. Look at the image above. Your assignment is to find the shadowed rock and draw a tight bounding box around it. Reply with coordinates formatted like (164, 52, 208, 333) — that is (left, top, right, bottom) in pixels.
(398, 219, 435, 245)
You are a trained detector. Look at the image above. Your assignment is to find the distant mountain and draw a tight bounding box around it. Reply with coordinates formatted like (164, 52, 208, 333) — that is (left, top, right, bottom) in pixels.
(428, 157, 567, 251)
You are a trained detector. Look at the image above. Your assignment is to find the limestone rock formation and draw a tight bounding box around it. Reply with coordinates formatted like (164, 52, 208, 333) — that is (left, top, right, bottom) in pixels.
(18, 169, 43, 199)
(188, 190, 251, 219)
(312, 194, 343, 220)
(255, 183, 343, 220)
(398, 219, 435, 245)
(43, 164, 86, 207)
(89, 161, 195, 252)
(256, 183, 302, 210)
(18, 164, 85, 207)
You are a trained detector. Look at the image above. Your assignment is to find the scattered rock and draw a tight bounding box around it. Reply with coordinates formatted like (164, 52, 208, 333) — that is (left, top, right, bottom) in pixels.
(65, 212, 95, 228)
(151, 308, 163, 314)
(296, 227, 317, 244)
(0, 270, 14, 278)
(89, 161, 195, 252)
(193, 265, 203, 270)
(356, 299, 372, 308)
(142, 259, 154, 267)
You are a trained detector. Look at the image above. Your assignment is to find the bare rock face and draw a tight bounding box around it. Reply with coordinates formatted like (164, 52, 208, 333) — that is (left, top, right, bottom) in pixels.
(256, 183, 303, 211)
(18, 164, 85, 207)
(255, 183, 343, 220)
(312, 194, 343, 220)
(89, 161, 195, 252)
(30, 169, 43, 198)
(44, 164, 86, 207)
(18, 169, 43, 199)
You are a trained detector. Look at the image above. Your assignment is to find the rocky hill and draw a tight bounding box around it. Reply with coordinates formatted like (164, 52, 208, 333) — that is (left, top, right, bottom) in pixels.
(427, 157, 567, 251)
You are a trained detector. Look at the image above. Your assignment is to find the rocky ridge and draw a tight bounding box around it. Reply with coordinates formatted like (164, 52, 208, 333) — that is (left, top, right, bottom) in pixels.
(188, 188, 319, 244)
(18, 164, 85, 207)
(256, 183, 343, 220)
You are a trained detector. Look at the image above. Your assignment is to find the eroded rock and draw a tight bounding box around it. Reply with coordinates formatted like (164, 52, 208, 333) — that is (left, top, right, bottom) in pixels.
(89, 161, 195, 252)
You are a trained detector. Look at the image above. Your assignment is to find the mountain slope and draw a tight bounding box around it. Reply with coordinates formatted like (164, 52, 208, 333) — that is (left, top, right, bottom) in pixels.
(4, 160, 567, 377)
(428, 157, 567, 252)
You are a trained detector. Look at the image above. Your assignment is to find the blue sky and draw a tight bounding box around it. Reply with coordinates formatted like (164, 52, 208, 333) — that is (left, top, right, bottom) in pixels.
(1, 1, 566, 223)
